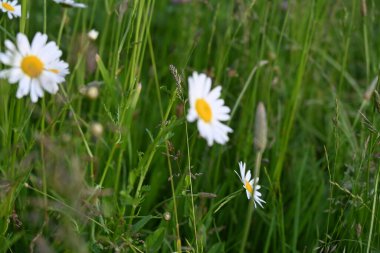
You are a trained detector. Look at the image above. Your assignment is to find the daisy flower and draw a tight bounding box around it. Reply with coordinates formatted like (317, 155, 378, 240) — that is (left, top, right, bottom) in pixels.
(187, 72, 233, 146)
(0, 0, 21, 19)
(235, 161, 265, 208)
(52, 0, 87, 8)
(0, 33, 69, 103)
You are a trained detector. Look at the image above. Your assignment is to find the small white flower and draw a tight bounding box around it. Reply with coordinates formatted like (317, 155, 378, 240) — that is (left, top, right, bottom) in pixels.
(187, 72, 233, 146)
(52, 0, 87, 8)
(235, 161, 265, 208)
(0, 0, 21, 19)
(88, 29, 99, 41)
(0, 32, 69, 103)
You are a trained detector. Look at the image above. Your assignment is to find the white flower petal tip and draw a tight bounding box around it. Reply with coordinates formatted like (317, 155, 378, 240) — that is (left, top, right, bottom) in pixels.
(0, 0, 22, 19)
(187, 71, 233, 146)
(52, 0, 87, 8)
(0, 32, 69, 103)
(236, 161, 265, 208)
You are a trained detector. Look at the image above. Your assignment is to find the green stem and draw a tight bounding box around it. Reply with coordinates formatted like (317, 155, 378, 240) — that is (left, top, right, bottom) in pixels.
(239, 151, 263, 253)
(239, 193, 255, 253)
(185, 119, 199, 252)
(57, 9, 68, 47)
(20, 0, 27, 33)
(43, 0, 47, 33)
(366, 165, 380, 253)
(165, 143, 181, 252)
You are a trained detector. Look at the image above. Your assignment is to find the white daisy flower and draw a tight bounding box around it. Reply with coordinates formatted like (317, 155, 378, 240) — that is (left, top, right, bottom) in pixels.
(187, 72, 233, 146)
(0, 0, 21, 19)
(0, 32, 69, 103)
(52, 0, 87, 8)
(235, 161, 265, 208)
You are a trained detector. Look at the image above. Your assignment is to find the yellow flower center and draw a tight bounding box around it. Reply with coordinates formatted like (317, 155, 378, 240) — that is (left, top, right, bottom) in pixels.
(2, 2, 15, 12)
(21, 55, 44, 78)
(195, 99, 212, 123)
(245, 180, 253, 195)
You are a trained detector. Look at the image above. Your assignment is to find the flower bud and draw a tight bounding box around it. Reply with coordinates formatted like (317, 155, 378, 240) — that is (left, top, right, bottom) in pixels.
(90, 122, 104, 138)
(254, 102, 268, 152)
(88, 29, 99, 41)
(87, 86, 99, 100)
(163, 211, 171, 221)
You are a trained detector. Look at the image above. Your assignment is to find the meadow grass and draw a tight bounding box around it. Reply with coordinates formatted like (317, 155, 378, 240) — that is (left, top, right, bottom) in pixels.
(0, 0, 380, 252)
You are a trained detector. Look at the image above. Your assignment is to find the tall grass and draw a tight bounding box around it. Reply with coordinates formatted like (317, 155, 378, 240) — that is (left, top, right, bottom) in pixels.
(0, 0, 379, 252)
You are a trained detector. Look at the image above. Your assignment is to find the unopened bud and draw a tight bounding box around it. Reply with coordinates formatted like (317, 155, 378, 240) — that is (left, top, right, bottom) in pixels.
(163, 211, 171, 221)
(90, 122, 104, 138)
(254, 102, 268, 151)
(88, 29, 99, 41)
(87, 86, 99, 100)
(361, 0, 367, 17)
(356, 223, 362, 237)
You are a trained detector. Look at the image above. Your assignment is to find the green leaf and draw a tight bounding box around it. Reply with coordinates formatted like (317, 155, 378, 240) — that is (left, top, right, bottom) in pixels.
(132, 215, 153, 233)
(96, 54, 113, 86)
(208, 242, 225, 253)
(145, 227, 165, 253)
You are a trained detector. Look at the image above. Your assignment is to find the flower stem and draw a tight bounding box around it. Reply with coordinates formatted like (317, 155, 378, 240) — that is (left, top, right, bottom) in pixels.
(239, 150, 263, 253)
(57, 9, 68, 47)
(20, 0, 27, 33)
(43, 0, 47, 33)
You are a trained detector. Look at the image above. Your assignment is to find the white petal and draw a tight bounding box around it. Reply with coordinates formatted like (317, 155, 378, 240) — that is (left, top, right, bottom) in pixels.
(32, 79, 44, 98)
(214, 120, 233, 133)
(14, 5, 21, 17)
(31, 32, 48, 53)
(8, 68, 23, 84)
(198, 73, 211, 96)
(187, 108, 198, 122)
(239, 162, 245, 180)
(45, 60, 70, 79)
(246, 190, 251, 200)
(197, 120, 214, 146)
(16, 33, 31, 56)
(216, 105, 231, 114)
(38, 42, 62, 63)
(213, 130, 225, 145)
(214, 113, 231, 121)
(16, 76, 31, 98)
(245, 170, 251, 182)
(0, 69, 11, 79)
(29, 80, 39, 103)
(212, 122, 230, 144)
(0, 53, 12, 65)
(4, 40, 16, 51)
(40, 71, 59, 94)
(73, 3, 86, 8)
(208, 86, 221, 101)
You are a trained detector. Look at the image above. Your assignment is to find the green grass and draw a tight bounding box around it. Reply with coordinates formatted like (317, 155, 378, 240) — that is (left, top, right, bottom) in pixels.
(1, 0, 380, 252)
